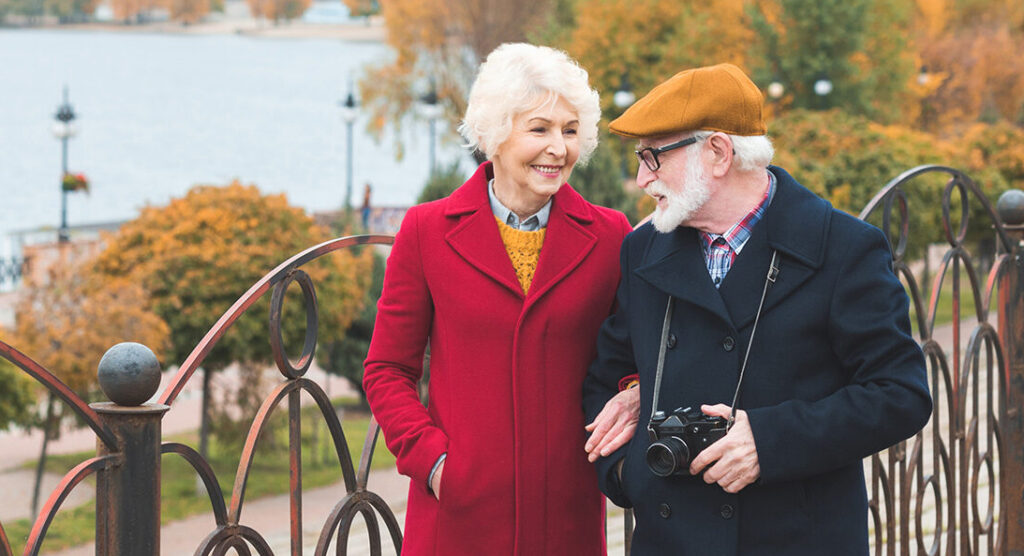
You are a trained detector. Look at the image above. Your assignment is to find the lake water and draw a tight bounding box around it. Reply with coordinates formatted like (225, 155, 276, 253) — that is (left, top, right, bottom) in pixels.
(0, 27, 467, 254)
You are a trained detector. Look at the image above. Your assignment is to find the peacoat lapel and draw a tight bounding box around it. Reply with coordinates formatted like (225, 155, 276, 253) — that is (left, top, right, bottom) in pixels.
(719, 166, 831, 330)
(634, 226, 732, 325)
(443, 163, 524, 297)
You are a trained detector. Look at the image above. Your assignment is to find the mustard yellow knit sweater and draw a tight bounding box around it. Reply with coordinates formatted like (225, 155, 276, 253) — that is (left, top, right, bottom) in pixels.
(495, 217, 546, 294)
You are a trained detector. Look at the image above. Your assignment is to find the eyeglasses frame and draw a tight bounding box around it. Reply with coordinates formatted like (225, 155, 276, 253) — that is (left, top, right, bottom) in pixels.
(635, 136, 699, 172)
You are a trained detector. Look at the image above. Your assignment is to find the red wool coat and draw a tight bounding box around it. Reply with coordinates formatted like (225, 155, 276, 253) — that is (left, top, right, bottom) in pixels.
(364, 162, 632, 555)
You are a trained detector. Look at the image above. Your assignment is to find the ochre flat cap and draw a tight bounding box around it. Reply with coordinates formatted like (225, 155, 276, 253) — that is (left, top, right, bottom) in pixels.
(610, 63, 766, 138)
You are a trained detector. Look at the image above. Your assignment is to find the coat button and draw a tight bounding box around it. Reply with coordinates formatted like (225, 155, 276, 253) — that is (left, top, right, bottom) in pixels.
(666, 333, 677, 349)
(658, 503, 672, 519)
(722, 336, 735, 351)
(720, 504, 734, 519)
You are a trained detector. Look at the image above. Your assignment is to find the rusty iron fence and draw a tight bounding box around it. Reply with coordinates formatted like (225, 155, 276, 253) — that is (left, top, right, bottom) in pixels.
(0, 166, 1022, 555)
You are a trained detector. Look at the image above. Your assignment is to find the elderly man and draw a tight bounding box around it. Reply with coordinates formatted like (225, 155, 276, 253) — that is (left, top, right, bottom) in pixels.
(582, 63, 931, 554)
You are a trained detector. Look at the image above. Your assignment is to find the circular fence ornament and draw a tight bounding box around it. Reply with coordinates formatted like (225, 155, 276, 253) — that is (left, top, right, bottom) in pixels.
(97, 342, 162, 406)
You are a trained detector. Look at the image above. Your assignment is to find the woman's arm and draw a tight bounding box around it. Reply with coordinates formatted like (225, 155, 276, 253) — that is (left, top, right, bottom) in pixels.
(363, 206, 448, 488)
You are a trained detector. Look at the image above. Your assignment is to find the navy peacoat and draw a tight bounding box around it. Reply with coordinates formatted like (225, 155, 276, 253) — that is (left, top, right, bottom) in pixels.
(583, 166, 932, 555)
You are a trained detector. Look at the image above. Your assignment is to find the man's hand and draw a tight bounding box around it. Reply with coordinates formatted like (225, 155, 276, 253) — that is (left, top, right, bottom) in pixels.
(430, 460, 444, 500)
(689, 404, 760, 493)
(584, 387, 640, 462)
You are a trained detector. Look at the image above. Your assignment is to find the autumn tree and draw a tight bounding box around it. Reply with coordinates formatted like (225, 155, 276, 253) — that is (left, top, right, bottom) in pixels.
(360, 0, 552, 161)
(43, 0, 97, 21)
(5, 260, 170, 515)
(165, 0, 209, 24)
(91, 182, 373, 458)
(247, 0, 310, 24)
(553, 0, 751, 118)
(913, 0, 1024, 133)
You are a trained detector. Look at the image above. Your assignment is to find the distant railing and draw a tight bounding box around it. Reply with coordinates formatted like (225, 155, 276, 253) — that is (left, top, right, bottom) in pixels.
(0, 256, 24, 291)
(0, 168, 1022, 555)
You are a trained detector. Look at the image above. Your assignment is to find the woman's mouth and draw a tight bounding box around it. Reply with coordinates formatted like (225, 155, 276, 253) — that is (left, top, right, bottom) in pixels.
(532, 165, 561, 178)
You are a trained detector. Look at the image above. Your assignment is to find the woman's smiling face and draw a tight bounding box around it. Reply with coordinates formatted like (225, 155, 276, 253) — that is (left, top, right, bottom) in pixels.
(490, 95, 581, 215)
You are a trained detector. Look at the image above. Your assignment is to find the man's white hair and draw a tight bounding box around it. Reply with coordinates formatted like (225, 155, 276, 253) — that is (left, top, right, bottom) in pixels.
(459, 43, 601, 164)
(690, 130, 775, 171)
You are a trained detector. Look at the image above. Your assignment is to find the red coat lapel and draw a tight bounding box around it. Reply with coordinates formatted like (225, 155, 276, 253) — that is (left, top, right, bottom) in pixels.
(444, 163, 523, 297)
(525, 184, 597, 306)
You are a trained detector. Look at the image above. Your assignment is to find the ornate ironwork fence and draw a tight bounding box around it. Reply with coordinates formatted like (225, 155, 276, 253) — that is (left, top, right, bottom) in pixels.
(0, 166, 1022, 555)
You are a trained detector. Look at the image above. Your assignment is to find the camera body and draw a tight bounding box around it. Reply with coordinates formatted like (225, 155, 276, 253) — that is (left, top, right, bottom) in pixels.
(645, 406, 728, 477)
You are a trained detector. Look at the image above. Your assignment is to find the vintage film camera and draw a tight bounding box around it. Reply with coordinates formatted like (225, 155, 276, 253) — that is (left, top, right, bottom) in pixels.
(645, 406, 728, 477)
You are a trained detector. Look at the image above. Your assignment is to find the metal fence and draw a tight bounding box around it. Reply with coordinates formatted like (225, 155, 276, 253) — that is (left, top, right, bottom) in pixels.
(0, 166, 1021, 555)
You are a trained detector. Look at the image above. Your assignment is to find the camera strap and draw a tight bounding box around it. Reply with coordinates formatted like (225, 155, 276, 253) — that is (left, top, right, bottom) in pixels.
(648, 249, 779, 438)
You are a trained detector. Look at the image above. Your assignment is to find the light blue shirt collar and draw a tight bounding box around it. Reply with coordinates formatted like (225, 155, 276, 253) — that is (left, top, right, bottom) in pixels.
(487, 179, 552, 231)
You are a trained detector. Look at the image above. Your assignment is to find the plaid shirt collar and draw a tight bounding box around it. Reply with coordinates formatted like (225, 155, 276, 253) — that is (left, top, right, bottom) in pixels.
(699, 171, 776, 256)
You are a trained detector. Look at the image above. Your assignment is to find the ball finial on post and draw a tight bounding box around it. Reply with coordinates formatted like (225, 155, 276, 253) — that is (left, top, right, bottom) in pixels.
(97, 342, 161, 406)
(997, 189, 1024, 226)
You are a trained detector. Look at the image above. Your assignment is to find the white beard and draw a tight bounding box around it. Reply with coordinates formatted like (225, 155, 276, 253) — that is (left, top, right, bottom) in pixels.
(648, 157, 710, 233)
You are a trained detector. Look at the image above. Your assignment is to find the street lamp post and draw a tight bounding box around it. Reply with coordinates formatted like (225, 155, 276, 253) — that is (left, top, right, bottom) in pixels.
(338, 85, 358, 212)
(52, 86, 77, 244)
(418, 83, 442, 175)
(612, 73, 636, 178)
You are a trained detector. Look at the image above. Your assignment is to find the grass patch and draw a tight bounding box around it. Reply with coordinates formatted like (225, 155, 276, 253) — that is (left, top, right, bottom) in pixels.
(906, 266, 991, 335)
(5, 401, 395, 554)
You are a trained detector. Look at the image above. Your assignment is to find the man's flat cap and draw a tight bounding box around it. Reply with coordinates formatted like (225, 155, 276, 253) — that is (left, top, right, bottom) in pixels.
(610, 63, 766, 138)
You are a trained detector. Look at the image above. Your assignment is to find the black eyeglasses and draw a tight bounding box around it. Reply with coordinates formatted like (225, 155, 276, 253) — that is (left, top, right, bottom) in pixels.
(635, 136, 698, 172)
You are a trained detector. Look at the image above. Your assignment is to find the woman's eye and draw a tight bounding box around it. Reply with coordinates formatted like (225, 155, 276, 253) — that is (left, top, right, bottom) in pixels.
(530, 127, 547, 133)
(564, 128, 578, 136)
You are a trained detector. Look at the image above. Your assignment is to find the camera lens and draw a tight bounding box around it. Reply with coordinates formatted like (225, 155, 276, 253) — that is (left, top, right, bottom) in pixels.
(646, 436, 690, 477)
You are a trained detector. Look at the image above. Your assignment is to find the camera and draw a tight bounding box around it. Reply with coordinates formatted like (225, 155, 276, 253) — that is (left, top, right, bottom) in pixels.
(645, 406, 728, 477)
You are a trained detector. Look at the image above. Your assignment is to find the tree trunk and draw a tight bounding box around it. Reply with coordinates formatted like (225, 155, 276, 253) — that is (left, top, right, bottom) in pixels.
(31, 393, 56, 518)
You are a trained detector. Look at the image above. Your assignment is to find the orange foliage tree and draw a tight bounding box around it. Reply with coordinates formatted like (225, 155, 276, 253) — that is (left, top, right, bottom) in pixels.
(247, 0, 310, 24)
(360, 0, 552, 161)
(914, 0, 1024, 133)
(5, 261, 170, 514)
(91, 182, 373, 456)
(165, 0, 210, 24)
(556, 0, 751, 118)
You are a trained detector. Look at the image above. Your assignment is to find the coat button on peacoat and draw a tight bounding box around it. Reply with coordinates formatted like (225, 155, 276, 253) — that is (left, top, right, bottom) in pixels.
(720, 504, 734, 519)
(666, 333, 677, 349)
(658, 503, 672, 519)
(722, 336, 735, 351)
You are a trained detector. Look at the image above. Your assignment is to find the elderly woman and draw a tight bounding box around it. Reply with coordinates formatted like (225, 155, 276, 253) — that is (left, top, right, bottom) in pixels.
(363, 43, 632, 555)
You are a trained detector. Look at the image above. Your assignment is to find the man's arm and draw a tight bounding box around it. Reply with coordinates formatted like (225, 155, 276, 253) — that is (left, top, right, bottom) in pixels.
(746, 225, 932, 484)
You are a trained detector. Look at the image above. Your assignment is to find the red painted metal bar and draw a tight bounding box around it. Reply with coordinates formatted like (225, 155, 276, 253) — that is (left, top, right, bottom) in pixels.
(0, 341, 117, 450)
(159, 234, 394, 407)
(0, 521, 11, 556)
(23, 454, 121, 556)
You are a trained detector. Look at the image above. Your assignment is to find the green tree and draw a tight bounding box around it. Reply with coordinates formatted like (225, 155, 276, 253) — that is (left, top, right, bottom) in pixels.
(569, 135, 639, 222)
(747, 0, 916, 121)
(0, 359, 35, 431)
(316, 250, 385, 407)
(417, 161, 466, 204)
(91, 182, 373, 458)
